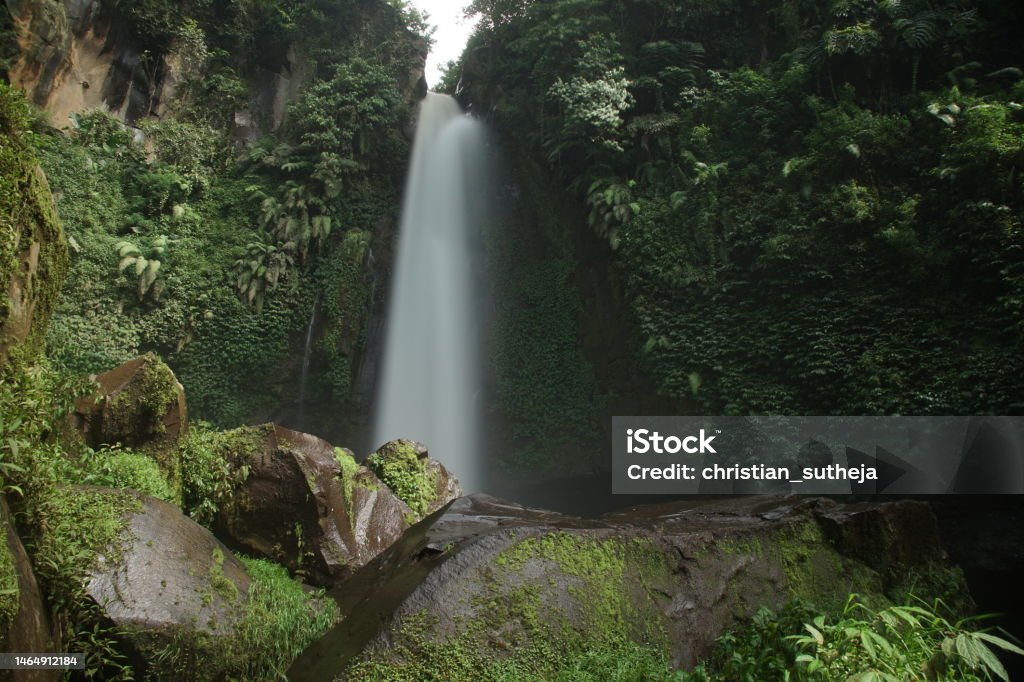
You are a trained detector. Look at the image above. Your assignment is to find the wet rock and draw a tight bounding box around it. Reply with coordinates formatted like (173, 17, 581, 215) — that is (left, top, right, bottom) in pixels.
(30, 487, 251, 677)
(216, 426, 415, 586)
(70, 354, 186, 497)
(0, 497, 59, 682)
(35, 486, 334, 680)
(85, 491, 251, 641)
(366, 439, 462, 519)
(288, 495, 960, 680)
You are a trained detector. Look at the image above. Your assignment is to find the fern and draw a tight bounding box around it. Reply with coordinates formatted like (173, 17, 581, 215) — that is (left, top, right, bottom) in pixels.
(114, 236, 171, 301)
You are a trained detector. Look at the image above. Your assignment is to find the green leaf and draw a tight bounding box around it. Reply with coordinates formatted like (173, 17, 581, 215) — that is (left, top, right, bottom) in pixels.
(974, 632, 1024, 656)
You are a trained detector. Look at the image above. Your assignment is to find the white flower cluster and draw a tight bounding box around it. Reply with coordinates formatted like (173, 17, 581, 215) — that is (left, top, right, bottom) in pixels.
(548, 66, 634, 149)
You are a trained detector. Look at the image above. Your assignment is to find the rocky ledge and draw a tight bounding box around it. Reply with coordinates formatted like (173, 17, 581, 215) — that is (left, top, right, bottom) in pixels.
(289, 494, 959, 680)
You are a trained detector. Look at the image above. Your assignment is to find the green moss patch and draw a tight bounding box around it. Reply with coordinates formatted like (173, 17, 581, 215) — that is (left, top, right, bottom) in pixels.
(78, 446, 177, 504)
(0, 83, 69, 369)
(144, 556, 339, 681)
(347, 532, 674, 681)
(366, 441, 437, 518)
(32, 486, 140, 590)
(179, 422, 268, 527)
(334, 447, 360, 498)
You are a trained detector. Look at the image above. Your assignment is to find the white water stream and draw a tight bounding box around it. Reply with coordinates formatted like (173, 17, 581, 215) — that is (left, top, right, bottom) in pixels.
(373, 93, 487, 492)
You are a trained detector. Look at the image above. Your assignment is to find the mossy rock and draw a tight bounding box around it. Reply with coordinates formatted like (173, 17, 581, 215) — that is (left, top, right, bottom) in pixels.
(0, 497, 59, 682)
(0, 84, 69, 372)
(366, 439, 462, 520)
(213, 425, 414, 586)
(33, 486, 336, 680)
(71, 353, 187, 498)
(289, 495, 965, 680)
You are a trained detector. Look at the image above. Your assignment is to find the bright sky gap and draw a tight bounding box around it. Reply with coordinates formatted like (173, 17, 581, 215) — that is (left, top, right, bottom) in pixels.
(410, 0, 476, 87)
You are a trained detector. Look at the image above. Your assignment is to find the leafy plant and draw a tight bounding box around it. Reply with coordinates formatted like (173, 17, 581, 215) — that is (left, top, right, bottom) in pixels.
(254, 182, 332, 262)
(234, 237, 296, 312)
(115, 235, 172, 301)
(789, 596, 1024, 681)
(678, 597, 1024, 682)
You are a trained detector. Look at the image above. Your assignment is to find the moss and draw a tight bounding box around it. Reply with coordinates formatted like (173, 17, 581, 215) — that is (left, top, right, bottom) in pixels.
(771, 520, 882, 611)
(33, 486, 140, 587)
(79, 446, 177, 504)
(333, 446, 360, 515)
(0, 527, 18, 637)
(209, 547, 239, 604)
(180, 422, 267, 527)
(366, 440, 437, 518)
(347, 532, 674, 681)
(0, 84, 69, 370)
(145, 556, 339, 681)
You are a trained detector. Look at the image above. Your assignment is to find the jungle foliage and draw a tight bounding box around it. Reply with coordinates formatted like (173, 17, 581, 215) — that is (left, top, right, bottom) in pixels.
(41, 0, 427, 426)
(456, 0, 1024, 421)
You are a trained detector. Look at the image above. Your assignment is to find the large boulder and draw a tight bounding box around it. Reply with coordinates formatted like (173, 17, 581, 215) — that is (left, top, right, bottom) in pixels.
(70, 353, 187, 491)
(33, 487, 249, 675)
(86, 492, 251, 640)
(33, 486, 334, 680)
(288, 495, 962, 680)
(0, 497, 59, 682)
(366, 439, 462, 519)
(215, 426, 417, 586)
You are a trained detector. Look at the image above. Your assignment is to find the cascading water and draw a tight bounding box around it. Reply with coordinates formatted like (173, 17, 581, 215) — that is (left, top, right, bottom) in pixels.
(373, 93, 487, 493)
(298, 294, 319, 422)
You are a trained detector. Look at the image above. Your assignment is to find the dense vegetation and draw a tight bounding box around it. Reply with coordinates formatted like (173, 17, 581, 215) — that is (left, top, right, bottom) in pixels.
(453, 0, 1024, 471)
(36, 0, 427, 431)
(0, 0, 429, 675)
(3, 0, 1024, 678)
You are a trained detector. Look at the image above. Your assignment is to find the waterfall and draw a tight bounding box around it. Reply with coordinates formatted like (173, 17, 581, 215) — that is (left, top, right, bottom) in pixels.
(373, 93, 487, 493)
(298, 295, 319, 421)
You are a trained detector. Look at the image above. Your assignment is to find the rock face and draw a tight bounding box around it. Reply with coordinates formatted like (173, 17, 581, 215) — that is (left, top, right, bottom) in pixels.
(216, 426, 415, 586)
(71, 353, 187, 489)
(0, 160, 68, 369)
(5, 0, 161, 127)
(288, 495, 960, 680)
(85, 491, 252, 643)
(0, 498, 59, 682)
(366, 439, 462, 519)
(4, 0, 426, 135)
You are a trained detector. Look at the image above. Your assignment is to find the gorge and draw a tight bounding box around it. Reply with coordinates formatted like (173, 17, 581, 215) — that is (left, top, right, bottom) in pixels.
(1, 0, 1024, 680)
(374, 92, 487, 494)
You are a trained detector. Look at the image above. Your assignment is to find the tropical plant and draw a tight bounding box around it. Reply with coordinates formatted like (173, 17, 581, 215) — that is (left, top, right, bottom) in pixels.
(253, 182, 332, 262)
(115, 236, 172, 301)
(234, 237, 296, 312)
(584, 176, 637, 248)
(789, 596, 1024, 681)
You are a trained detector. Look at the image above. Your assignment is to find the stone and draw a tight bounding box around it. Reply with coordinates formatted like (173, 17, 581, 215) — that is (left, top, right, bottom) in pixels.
(288, 495, 963, 680)
(366, 439, 462, 520)
(215, 426, 416, 586)
(0, 159, 69, 370)
(85, 492, 251, 640)
(33, 486, 334, 680)
(70, 353, 187, 490)
(30, 487, 251, 678)
(0, 497, 59, 682)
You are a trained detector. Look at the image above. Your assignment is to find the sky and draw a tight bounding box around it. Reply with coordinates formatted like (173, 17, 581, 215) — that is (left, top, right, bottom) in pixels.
(409, 0, 477, 88)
